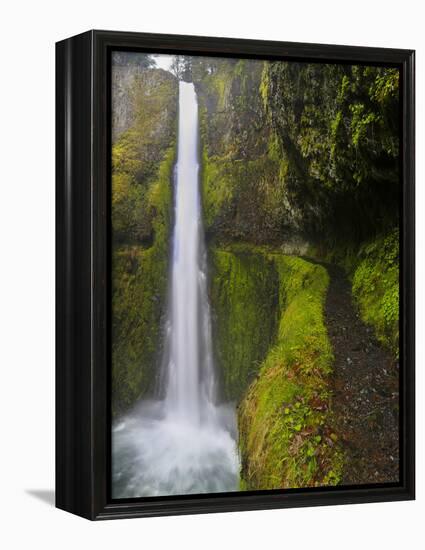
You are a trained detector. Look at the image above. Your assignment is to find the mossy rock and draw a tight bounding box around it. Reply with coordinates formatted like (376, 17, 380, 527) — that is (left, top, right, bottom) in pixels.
(238, 255, 343, 490)
(308, 228, 400, 358)
(352, 229, 399, 356)
(111, 146, 176, 416)
(209, 245, 279, 401)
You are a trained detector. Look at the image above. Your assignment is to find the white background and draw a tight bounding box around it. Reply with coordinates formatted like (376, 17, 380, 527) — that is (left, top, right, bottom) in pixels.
(0, 0, 422, 548)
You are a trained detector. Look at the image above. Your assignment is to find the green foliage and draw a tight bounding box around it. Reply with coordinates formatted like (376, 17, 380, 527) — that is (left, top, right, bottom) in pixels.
(307, 228, 400, 357)
(352, 229, 399, 356)
(261, 62, 400, 245)
(196, 57, 399, 252)
(209, 246, 279, 400)
(201, 151, 289, 243)
(111, 146, 176, 416)
(193, 57, 300, 245)
(192, 57, 267, 161)
(200, 149, 234, 232)
(112, 69, 177, 244)
(112, 245, 163, 415)
(238, 255, 343, 490)
(147, 147, 175, 248)
(110, 64, 178, 416)
(169, 55, 193, 81)
(271, 256, 334, 377)
(210, 246, 342, 487)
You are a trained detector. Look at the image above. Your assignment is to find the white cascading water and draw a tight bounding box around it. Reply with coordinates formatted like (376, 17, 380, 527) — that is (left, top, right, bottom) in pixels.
(164, 81, 217, 424)
(112, 81, 239, 498)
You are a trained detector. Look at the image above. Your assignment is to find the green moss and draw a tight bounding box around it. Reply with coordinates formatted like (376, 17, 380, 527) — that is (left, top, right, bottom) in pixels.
(352, 229, 399, 356)
(201, 150, 288, 244)
(210, 247, 342, 488)
(201, 149, 235, 231)
(111, 69, 178, 244)
(238, 255, 343, 490)
(271, 257, 334, 376)
(147, 146, 175, 249)
(209, 245, 279, 401)
(262, 62, 400, 244)
(195, 57, 295, 245)
(112, 246, 163, 415)
(308, 228, 400, 358)
(306, 242, 359, 278)
(110, 65, 177, 417)
(111, 146, 176, 416)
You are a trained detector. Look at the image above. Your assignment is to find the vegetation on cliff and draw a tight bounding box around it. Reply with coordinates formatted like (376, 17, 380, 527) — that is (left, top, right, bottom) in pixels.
(193, 56, 400, 358)
(238, 255, 342, 489)
(352, 229, 399, 356)
(111, 58, 178, 415)
(193, 58, 295, 244)
(261, 62, 400, 245)
(191, 55, 399, 488)
(112, 65, 177, 245)
(209, 246, 279, 401)
(112, 148, 176, 415)
(308, 226, 400, 358)
(261, 62, 401, 352)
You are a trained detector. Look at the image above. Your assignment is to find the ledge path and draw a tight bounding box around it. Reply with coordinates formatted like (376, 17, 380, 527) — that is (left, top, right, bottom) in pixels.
(323, 263, 399, 485)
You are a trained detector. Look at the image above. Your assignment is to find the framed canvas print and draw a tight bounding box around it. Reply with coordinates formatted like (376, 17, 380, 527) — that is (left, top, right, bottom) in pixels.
(56, 30, 415, 520)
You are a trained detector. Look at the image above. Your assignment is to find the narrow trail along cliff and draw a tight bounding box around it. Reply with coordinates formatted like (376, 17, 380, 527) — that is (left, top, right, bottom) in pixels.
(323, 263, 399, 485)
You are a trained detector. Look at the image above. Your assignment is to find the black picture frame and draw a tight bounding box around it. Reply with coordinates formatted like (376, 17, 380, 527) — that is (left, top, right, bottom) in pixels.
(56, 29, 415, 520)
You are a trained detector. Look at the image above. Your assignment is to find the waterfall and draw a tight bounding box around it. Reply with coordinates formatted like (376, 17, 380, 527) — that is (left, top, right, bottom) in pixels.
(164, 82, 216, 424)
(112, 81, 239, 499)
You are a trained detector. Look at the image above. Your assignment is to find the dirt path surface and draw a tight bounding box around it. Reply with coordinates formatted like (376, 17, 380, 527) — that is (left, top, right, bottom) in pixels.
(323, 263, 399, 485)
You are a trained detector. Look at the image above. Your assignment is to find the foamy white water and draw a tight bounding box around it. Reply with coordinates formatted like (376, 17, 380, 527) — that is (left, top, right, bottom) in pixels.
(112, 82, 239, 498)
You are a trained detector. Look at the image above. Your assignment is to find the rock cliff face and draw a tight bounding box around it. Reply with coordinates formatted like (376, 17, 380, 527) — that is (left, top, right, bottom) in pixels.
(111, 64, 178, 245)
(111, 63, 140, 141)
(193, 57, 301, 246)
(262, 62, 400, 245)
(111, 51, 160, 140)
(209, 246, 279, 401)
(193, 57, 399, 248)
(238, 255, 343, 489)
(191, 56, 399, 489)
(111, 58, 178, 416)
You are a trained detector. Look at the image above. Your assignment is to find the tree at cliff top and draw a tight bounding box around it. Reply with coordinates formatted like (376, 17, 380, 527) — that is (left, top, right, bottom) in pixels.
(170, 55, 193, 82)
(112, 51, 156, 69)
